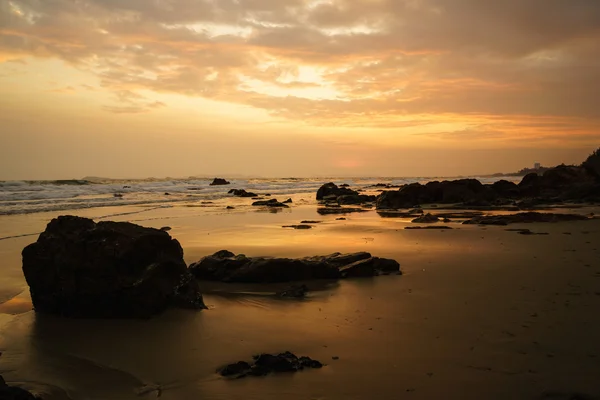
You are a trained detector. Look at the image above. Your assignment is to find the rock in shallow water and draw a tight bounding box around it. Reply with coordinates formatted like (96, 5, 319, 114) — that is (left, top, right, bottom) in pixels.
(316, 183, 358, 200)
(22, 216, 206, 318)
(210, 178, 230, 186)
(218, 352, 323, 379)
(189, 251, 400, 282)
(228, 188, 257, 197)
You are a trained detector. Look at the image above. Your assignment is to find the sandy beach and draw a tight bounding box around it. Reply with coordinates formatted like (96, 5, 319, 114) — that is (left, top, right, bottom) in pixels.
(1, 192, 600, 400)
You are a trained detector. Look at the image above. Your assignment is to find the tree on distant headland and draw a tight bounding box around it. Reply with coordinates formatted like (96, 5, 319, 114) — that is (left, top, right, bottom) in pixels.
(582, 147, 600, 176)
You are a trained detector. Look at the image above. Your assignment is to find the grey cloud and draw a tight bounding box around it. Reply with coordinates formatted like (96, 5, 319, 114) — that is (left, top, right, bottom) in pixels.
(1, 0, 599, 134)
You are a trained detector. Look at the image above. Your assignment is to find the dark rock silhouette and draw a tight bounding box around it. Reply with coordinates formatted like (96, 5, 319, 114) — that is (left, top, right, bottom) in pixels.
(316, 183, 358, 200)
(252, 199, 290, 207)
(411, 213, 440, 223)
(228, 189, 257, 197)
(283, 198, 293, 204)
(189, 251, 400, 282)
(282, 225, 312, 229)
(210, 178, 230, 186)
(377, 165, 600, 210)
(491, 180, 521, 198)
(219, 352, 323, 379)
(582, 147, 600, 176)
(22, 216, 205, 318)
(337, 194, 378, 205)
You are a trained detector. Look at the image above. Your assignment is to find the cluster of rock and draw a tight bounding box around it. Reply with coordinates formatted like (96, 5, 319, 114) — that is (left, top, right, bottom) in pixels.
(189, 250, 400, 282)
(375, 164, 600, 210)
(21, 217, 401, 319)
(317, 183, 378, 205)
(219, 352, 323, 379)
(22, 216, 206, 319)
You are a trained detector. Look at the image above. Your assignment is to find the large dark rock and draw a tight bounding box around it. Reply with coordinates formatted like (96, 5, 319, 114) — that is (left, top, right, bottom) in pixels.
(189, 251, 400, 282)
(339, 257, 401, 278)
(316, 183, 358, 200)
(228, 189, 257, 197)
(317, 207, 370, 215)
(337, 194, 378, 205)
(427, 179, 489, 203)
(0, 376, 37, 400)
(376, 183, 432, 209)
(518, 165, 599, 200)
(218, 352, 323, 379)
(22, 216, 205, 318)
(491, 180, 521, 198)
(210, 178, 230, 186)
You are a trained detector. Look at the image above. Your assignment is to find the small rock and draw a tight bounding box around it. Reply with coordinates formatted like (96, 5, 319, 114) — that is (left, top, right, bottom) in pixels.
(210, 178, 230, 186)
(160, 226, 171, 231)
(411, 213, 439, 223)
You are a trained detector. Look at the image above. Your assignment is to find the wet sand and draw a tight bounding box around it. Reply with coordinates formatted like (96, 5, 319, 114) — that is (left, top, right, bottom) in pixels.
(1, 198, 600, 399)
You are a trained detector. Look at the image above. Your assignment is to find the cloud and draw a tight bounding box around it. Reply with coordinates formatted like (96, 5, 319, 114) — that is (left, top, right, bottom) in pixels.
(1, 0, 600, 142)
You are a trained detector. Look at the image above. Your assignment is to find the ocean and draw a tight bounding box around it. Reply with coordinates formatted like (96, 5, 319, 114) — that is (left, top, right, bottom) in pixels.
(0, 176, 513, 216)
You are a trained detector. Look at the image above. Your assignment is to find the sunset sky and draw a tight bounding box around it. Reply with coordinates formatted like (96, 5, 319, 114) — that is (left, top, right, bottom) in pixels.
(1, 0, 599, 179)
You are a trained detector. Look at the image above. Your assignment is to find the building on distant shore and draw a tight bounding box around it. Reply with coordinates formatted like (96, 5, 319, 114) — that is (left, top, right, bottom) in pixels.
(534, 162, 541, 169)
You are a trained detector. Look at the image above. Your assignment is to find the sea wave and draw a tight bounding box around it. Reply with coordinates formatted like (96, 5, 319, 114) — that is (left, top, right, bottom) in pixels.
(0, 176, 513, 216)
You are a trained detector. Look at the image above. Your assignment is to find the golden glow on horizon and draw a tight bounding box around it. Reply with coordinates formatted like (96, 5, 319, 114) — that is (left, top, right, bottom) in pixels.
(0, 0, 599, 179)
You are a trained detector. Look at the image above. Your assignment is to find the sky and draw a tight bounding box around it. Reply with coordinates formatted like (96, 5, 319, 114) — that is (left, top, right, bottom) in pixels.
(0, 0, 599, 179)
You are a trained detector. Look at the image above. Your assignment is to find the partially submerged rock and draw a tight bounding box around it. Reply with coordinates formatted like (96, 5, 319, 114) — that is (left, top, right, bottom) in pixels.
(316, 183, 358, 200)
(190, 251, 400, 282)
(22, 216, 205, 318)
(282, 225, 312, 229)
(411, 213, 440, 223)
(252, 199, 290, 208)
(228, 189, 257, 197)
(218, 352, 323, 379)
(463, 212, 589, 225)
(210, 178, 231, 186)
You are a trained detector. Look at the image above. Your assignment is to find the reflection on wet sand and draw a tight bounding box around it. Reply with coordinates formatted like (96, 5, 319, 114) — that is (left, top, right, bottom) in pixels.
(0, 203, 599, 399)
